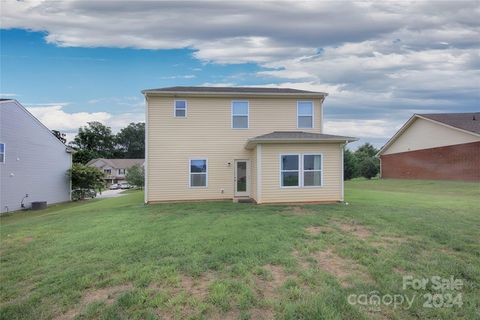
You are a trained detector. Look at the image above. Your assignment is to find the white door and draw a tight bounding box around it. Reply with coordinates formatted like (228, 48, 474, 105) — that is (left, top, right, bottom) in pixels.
(234, 160, 250, 197)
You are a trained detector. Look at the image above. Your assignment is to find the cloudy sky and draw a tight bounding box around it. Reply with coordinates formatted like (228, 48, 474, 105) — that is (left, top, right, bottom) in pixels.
(1, 0, 479, 147)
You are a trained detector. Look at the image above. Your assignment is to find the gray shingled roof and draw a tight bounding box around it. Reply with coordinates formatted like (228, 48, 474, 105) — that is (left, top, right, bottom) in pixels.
(87, 158, 144, 168)
(142, 86, 327, 96)
(419, 112, 480, 134)
(245, 131, 357, 149)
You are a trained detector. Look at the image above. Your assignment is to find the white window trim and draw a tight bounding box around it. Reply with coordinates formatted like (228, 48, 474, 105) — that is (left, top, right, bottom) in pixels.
(297, 101, 314, 129)
(174, 99, 188, 118)
(0, 142, 5, 163)
(279, 153, 324, 188)
(302, 153, 324, 188)
(231, 100, 249, 129)
(279, 153, 301, 188)
(189, 158, 208, 188)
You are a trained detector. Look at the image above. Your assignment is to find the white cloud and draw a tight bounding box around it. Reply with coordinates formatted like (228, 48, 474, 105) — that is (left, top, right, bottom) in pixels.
(26, 105, 144, 142)
(0, 93, 17, 97)
(3, 0, 479, 144)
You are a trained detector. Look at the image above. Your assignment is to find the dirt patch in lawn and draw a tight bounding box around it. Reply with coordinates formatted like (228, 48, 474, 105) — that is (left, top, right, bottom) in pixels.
(313, 249, 372, 287)
(56, 284, 133, 320)
(305, 226, 335, 236)
(180, 273, 213, 300)
(149, 272, 213, 300)
(255, 264, 288, 300)
(333, 220, 372, 239)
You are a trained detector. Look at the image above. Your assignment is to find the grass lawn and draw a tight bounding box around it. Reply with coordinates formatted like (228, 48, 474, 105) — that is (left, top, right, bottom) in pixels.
(1, 179, 479, 319)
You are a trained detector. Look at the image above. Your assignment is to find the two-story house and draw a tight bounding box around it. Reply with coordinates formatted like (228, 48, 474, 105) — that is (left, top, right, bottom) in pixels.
(87, 158, 144, 186)
(143, 87, 356, 204)
(0, 99, 72, 213)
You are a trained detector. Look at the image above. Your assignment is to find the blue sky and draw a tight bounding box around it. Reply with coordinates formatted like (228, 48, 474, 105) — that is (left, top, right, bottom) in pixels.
(1, 1, 479, 148)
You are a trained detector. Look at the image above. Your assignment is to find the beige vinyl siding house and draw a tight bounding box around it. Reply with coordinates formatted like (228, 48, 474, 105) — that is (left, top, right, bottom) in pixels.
(143, 87, 356, 204)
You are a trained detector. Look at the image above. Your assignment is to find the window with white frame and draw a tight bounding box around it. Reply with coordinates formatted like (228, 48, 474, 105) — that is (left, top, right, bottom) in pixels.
(303, 154, 322, 186)
(118, 168, 126, 175)
(281, 155, 300, 187)
(297, 101, 313, 128)
(0, 143, 5, 163)
(280, 154, 322, 187)
(190, 159, 207, 187)
(104, 169, 111, 175)
(232, 101, 249, 129)
(174, 100, 187, 117)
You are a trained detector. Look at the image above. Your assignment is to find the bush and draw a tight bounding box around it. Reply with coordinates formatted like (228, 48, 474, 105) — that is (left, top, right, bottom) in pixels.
(358, 157, 379, 179)
(68, 163, 105, 200)
(126, 164, 145, 188)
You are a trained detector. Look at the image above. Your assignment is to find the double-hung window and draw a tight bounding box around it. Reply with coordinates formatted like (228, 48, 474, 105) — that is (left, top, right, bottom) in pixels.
(297, 101, 313, 128)
(303, 154, 322, 186)
(190, 159, 208, 187)
(174, 100, 187, 117)
(104, 169, 111, 175)
(232, 101, 249, 129)
(281, 155, 300, 187)
(280, 154, 322, 187)
(118, 169, 126, 175)
(0, 143, 5, 163)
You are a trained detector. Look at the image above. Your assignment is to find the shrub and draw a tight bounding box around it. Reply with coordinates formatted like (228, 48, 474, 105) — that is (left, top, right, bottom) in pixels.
(126, 164, 145, 188)
(68, 163, 105, 200)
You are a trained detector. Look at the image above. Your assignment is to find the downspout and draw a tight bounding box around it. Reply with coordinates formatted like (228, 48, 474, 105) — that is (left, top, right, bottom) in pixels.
(144, 93, 149, 205)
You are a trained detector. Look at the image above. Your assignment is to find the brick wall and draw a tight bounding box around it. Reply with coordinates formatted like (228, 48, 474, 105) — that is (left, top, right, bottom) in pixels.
(380, 141, 480, 181)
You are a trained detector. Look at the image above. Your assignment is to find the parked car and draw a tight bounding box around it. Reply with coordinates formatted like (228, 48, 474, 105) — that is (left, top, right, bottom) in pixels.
(120, 183, 131, 189)
(109, 183, 120, 190)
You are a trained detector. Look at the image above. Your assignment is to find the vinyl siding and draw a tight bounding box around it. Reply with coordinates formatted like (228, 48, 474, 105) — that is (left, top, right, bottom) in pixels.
(0, 101, 71, 213)
(383, 118, 480, 155)
(146, 96, 324, 202)
(260, 143, 343, 203)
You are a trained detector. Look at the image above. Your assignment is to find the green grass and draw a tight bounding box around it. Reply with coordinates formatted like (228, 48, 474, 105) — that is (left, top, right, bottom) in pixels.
(1, 179, 479, 319)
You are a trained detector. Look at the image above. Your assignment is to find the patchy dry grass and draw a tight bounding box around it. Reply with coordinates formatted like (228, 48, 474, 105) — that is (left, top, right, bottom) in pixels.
(1, 179, 479, 319)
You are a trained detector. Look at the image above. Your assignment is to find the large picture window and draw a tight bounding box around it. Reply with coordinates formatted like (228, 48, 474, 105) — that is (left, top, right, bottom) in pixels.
(297, 101, 313, 128)
(281, 155, 299, 187)
(174, 100, 187, 117)
(190, 159, 208, 187)
(280, 153, 323, 187)
(232, 101, 249, 129)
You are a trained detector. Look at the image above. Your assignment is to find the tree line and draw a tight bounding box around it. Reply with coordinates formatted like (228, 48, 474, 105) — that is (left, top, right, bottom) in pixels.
(68, 121, 145, 164)
(344, 143, 380, 180)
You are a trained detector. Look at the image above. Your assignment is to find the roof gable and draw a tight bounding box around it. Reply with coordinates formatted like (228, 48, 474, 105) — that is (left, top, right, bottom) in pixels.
(418, 113, 480, 134)
(142, 86, 327, 98)
(378, 113, 480, 156)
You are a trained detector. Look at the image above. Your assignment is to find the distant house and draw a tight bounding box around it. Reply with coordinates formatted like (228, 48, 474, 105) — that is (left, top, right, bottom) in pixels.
(87, 158, 144, 185)
(377, 113, 480, 181)
(0, 99, 72, 213)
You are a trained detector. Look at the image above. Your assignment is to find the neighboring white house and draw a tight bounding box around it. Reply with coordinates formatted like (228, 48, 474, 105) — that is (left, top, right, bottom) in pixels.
(0, 99, 72, 213)
(86, 158, 144, 185)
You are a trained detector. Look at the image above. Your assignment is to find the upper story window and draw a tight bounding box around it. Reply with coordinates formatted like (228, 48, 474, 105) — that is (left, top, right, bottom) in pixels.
(190, 159, 208, 188)
(118, 169, 126, 175)
(232, 101, 249, 129)
(0, 143, 5, 163)
(174, 100, 187, 118)
(104, 169, 112, 175)
(297, 101, 314, 129)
